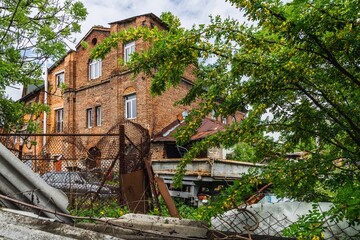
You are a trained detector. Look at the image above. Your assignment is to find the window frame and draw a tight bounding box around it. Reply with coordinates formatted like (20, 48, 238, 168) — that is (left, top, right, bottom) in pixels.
(124, 94, 136, 119)
(55, 71, 64, 88)
(86, 108, 93, 128)
(89, 59, 102, 80)
(124, 41, 135, 64)
(95, 106, 102, 126)
(55, 108, 64, 132)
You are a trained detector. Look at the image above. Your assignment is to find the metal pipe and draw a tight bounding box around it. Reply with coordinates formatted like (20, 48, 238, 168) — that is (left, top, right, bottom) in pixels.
(43, 60, 48, 152)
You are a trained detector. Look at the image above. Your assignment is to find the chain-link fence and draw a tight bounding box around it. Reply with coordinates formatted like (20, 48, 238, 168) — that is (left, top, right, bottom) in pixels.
(0, 121, 151, 211)
(211, 203, 360, 239)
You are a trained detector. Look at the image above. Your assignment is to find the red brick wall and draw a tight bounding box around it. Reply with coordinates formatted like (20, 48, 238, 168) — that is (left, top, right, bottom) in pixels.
(45, 14, 200, 155)
(60, 15, 195, 136)
(47, 59, 65, 132)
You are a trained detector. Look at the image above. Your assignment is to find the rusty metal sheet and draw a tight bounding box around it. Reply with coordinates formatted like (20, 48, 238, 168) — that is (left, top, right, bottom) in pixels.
(155, 177, 179, 218)
(152, 159, 264, 179)
(152, 118, 225, 142)
(121, 169, 148, 214)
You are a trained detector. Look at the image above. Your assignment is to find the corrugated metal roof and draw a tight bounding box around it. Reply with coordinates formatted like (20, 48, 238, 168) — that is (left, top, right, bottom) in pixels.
(152, 118, 225, 142)
(0, 143, 73, 223)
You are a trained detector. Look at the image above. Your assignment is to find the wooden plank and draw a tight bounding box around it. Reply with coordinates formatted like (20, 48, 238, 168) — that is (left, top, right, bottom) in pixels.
(144, 159, 161, 212)
(155, 176, 179, 218)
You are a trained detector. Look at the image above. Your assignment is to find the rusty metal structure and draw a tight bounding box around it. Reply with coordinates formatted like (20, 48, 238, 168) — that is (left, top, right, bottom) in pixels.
(0, 120, 177, 215)
(151, 159, 264, 207)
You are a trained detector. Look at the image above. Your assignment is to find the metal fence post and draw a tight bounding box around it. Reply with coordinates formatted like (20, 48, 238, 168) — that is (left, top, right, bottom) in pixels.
(119, 124, 125, 205)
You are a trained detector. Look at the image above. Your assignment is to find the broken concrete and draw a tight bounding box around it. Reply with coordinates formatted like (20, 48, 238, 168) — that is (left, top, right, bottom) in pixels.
(0, 207, 209, 240)
(0, 208, 122, 240)
(113, 213, 208, 238)
(77, 213, 209, 239)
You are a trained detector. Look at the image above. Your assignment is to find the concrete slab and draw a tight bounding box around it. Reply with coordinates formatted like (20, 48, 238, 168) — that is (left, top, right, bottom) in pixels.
(0, 208, 123, 240)
(97, 213, 209, 239)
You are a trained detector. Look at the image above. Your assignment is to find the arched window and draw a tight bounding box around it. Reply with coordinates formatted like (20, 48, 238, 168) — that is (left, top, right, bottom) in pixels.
(124, 94, 136, 119)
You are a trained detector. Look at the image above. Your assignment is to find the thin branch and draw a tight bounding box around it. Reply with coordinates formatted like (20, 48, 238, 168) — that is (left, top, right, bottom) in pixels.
(300, 77, 360, 135)
(261, 122, 356, 155)
(308, 33, 360, 87)
(0, 0, 22, 45)
(294, 82, 360, 147)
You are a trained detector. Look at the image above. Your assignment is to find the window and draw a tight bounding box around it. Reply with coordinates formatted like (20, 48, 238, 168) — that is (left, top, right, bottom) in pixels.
(95, 106, 102, 126)
(86, 108, 92, 128)
(124, 94, 136, 119)
(56, 72, 64, 87)
(55, 108, 64, 132)
(124, 41, 135, 64)
(222, 116, 227, 124)
(89, 59, 102, 79)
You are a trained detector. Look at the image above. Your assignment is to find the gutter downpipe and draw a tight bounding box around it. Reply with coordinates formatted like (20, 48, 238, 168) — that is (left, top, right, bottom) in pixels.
(43, 60, 48, 152)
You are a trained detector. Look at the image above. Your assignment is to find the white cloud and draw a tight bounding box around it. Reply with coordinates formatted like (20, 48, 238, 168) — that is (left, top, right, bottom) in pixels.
(6, 0, 246, 99)
(75, 0, 245, 40)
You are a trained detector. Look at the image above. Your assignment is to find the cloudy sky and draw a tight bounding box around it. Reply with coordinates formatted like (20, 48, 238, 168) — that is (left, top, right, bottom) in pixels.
(77, 0, 244, 35)
(6, 0, 245, 100)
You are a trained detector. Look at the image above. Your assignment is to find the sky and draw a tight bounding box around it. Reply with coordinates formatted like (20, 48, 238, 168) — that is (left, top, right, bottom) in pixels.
(76, 0, 243, 35)
(5, 0, 245, 100)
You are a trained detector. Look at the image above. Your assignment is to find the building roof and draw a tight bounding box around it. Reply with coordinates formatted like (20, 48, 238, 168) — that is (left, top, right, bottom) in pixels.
(74, 25, 110, 49)
(108, 13, 167, 29)
(152, 118, 225, 142)
(74, 13, 166, 50)
(47, 50, 75, 72)
(51, 13, 167, 73)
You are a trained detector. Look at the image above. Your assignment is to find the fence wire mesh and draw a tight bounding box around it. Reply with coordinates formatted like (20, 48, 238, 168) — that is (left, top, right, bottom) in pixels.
(211, 204, 360, 240)
(0, 120, 150, 211)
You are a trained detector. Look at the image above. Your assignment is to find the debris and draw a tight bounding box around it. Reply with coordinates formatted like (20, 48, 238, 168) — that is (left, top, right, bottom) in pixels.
(211, 202, 360, 239)
(0, 143, 72, 223)
(0, 208, 121, 240)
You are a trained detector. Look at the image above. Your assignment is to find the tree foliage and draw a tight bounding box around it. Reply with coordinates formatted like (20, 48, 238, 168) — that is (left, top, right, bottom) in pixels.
(93, 0, 360, 231)
(0, 97, 49, 133)
(0, 0, 87, 132)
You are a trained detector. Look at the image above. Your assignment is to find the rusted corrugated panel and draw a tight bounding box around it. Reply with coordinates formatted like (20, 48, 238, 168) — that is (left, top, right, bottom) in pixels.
(121, 169, 148, 214)
(152, 118, 225, 142)
(0, 143, 73, 223)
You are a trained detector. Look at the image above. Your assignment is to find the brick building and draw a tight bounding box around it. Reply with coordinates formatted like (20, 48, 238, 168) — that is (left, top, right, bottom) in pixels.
(47, 14, 196, 139)
(19, 13, 244, 171)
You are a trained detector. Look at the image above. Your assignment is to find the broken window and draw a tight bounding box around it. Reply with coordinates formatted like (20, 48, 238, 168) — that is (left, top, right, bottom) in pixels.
(56, 71, 64, 88)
